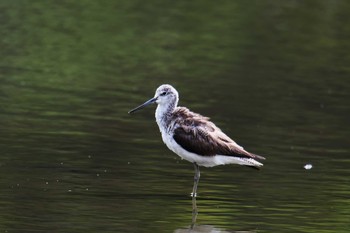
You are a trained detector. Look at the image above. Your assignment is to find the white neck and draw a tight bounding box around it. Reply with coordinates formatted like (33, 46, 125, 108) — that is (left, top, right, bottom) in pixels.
(155, 103, 176, 131)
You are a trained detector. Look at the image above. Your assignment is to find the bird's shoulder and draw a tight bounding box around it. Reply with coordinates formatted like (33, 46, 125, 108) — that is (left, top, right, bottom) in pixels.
(171, 106, 212, 128)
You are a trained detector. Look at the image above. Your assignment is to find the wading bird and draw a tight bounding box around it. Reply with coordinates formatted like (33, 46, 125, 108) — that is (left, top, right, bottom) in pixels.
(128, 84, 265, 197)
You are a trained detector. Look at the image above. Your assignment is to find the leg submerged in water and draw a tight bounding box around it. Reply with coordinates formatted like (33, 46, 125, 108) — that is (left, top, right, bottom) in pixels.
(191, 163, 200, 229)
(191, 194, 198, 229)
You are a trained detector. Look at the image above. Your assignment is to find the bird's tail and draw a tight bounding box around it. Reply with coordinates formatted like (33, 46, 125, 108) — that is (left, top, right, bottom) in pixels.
(244, 158, 264, 170)
(250, 153, 266, 161)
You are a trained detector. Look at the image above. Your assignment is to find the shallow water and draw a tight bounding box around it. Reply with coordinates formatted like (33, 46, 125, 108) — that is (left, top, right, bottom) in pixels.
(1, 1, 350, 232)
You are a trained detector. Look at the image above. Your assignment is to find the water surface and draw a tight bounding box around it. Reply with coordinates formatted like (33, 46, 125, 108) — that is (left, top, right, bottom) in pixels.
(1, 1, 350, 232)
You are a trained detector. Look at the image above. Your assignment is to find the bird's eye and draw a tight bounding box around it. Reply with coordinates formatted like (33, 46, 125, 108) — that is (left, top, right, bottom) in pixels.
(160, 91, 167, 96)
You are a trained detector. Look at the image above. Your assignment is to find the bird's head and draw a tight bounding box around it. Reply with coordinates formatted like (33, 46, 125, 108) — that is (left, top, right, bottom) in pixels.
(154, 84, 179, 106)
(128, 84, 179, 114)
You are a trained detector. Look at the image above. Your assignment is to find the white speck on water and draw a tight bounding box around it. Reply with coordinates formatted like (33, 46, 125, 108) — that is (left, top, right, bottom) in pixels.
(88, 155, 92, 159)
(96, 173, 100, 177)
(127, 162, 130, 165)
(60, 162, 64, 165)
(68, 189, 72, 192)
(46, 182, 49, 185)
(304, 164, 313, 170)
(86, 188, 89, 191)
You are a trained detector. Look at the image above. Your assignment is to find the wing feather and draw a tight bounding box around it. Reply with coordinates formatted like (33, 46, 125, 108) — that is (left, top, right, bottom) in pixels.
(171, 108, 264, 160)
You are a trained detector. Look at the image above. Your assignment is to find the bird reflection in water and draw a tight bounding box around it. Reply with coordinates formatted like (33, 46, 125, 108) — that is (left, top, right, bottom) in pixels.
(175, 223, 257, 233)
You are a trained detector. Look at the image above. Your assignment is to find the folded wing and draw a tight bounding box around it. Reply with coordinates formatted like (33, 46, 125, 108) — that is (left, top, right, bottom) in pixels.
(173, 120, 265, 161)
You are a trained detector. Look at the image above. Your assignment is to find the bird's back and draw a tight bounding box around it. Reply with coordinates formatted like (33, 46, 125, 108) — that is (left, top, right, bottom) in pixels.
(169, 107, 265, 162)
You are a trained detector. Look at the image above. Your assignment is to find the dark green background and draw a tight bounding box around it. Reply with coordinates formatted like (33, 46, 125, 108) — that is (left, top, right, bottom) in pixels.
(1, 1, 349, 232)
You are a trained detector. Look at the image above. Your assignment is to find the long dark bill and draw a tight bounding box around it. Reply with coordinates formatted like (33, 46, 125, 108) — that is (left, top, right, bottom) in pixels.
(128, 97, 157, 114)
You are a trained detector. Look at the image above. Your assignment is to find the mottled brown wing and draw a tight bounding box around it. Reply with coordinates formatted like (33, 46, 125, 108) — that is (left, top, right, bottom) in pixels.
(173, 124, 255, 159)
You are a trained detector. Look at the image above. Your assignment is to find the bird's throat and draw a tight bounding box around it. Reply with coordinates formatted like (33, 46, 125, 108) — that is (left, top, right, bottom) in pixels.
(155, 104, 175, 130)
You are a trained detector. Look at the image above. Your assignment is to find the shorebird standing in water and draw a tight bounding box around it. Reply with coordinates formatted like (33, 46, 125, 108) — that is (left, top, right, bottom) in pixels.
(128, 84, 265, 197)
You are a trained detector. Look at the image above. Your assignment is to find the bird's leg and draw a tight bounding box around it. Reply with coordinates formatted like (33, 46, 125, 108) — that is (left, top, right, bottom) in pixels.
(191, 163, 200, 229)
(191, 193, 198, 229)
(191, 163, 200, 197)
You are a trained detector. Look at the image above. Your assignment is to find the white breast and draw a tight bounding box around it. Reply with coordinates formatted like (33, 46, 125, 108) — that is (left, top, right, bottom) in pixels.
(154, 105, 263, 168)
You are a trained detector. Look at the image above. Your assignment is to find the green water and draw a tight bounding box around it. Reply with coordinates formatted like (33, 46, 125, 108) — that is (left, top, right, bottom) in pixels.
(1, 1, 350, 232)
